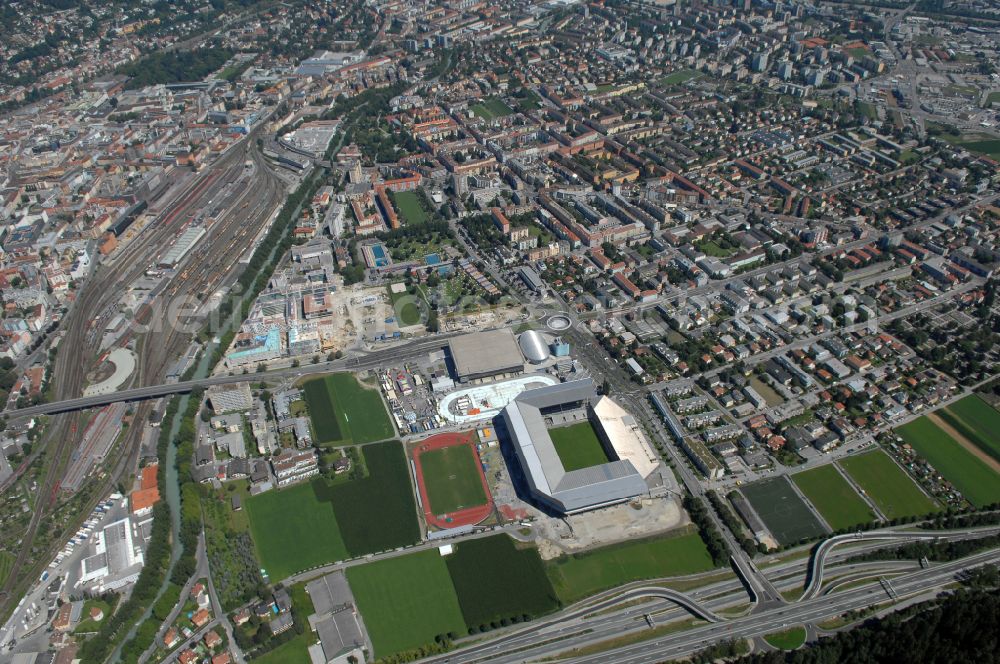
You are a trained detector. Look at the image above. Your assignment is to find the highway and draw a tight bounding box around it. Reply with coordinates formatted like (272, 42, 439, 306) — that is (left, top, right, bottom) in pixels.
(415, 542, 1000, 664)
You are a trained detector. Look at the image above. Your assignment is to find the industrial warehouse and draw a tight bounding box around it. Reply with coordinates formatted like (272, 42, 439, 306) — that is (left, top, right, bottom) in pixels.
(500, 379, 664, 514)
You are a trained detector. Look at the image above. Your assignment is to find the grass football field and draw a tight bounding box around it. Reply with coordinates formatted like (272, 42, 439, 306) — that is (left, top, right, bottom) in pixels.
(393, 190, 431, 225)
(548, 421, 610, 471)
(245, 481, 348, 580)
(740, 478, 828, 546)
(347, 550, 467, 656)
(470, 97, 514, 120)
(302, 373, 394, 446)
(659, 69, 701, 85)
(545, 530, 716, 603)
(791, 464, 875, 531)
(839, 450, 939, 517)
(895, 416, 1000, 507)
(421, 444, 488, 514)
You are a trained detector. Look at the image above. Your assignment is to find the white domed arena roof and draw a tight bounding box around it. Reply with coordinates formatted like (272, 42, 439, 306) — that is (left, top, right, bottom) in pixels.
(518, 330, 551, 363)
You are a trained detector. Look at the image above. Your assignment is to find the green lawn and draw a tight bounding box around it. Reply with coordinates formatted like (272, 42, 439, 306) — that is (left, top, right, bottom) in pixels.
(254, 583, 315, 664)
(764, 625, 806, 650)
(347, 550, 467, 656)
(858, 101, 878, 120)
(659, 69, 701, 86)
(545, 530, 716, 604)
(749, 376, 784, 407)
(302, 373, 394, 446)
(73, 599, 112, 634)
(470, 97, 514, 120)
(0, 551, 14, 586)
(988, 91, 1000, 107)
(388, 284, 427, 326)
(446, 535, 560, 627)
(696, 239, 736, 258)
(549, 421, 611, 472)
(895, 417, 1000, 507)
(839, 450, 939, 518)
(791, 465, 875, 531)
(420, 444, 488, 515)
(939, 395, 1000, 463)
(741, 478, 828, 546)
(393, 190, 432, 225)
(245, 481, 348, 580)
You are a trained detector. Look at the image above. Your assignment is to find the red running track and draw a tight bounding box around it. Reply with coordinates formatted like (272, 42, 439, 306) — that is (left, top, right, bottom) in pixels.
(412, 431, 494, 530)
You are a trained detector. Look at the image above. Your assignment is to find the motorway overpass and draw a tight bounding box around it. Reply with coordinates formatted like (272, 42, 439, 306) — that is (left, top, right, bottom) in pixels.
(5, 335, 457, 419)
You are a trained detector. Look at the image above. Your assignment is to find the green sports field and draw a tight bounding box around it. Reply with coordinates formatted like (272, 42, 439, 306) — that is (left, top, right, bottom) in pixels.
(393, 190, 432, 225)
(791, 465, 875, 531)
(470, 97, 514, 120)
(545, 530, 716, 603)
(302, 373, 394, 446)
(421, 444, 488, 514)
(659, 69, 701, 86)
(346, 550, 468, 656)
(445, 535, 560, 627)
(549, 421, 611, 471)
(895, 416, 1000, 507)
(939, 395, 1000, 463)
(741, 478, 828, 546)
(839, 450, 939, 518)
(245, 481, 348, 580)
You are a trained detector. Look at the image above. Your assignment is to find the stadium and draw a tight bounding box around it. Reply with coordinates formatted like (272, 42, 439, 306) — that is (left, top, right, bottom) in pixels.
(500, 379, 661, 514)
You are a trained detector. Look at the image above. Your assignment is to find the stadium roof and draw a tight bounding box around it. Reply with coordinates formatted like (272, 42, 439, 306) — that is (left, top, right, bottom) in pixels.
(448, 329, 524, 380)
(502, 379, 648, 513)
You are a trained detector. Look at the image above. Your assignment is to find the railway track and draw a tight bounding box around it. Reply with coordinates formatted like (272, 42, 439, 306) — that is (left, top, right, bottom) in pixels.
(0, 136, 287, 616)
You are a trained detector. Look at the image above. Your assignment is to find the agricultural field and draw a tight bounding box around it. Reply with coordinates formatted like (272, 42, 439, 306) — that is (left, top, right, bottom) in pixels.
(302, 373, 394, 446)
(445, 535, 559, 628)
(470, 97, 514, 120)
(895, 415, 1000, 508)
(245, 481, 348, 580)
(393, 190, 432, 225)
(549, 421, 610, 472)
(346, 550, 467, 657)
(791, 465, 875, 531)
(315, 440, 421, 555)
(740, 478, 828, 546)
(420, 444, 488, 514)
(938, 395, 1000, 463)
(839, 450, 939, 518)
(545, 529, 716, 603)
